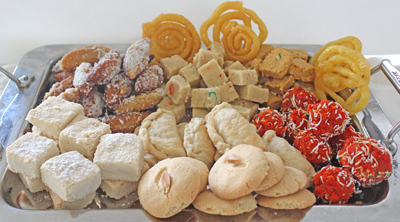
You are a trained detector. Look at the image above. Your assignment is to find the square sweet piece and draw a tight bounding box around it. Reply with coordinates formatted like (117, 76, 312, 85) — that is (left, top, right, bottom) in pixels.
(49, 189, 95, 210)
(26, 96, 84, 139)
(228, 69, 258, 86)
(259, 48, 294, 79)
(266, 91, 283, 110)
(157, 96, 186, 123)
(160, 55, 188, 79)
(179, 63, 201, 88)
(288, 59, 315, 82)
(94, 133, 144, 181)
(6, 132, 59, 179)
(165, 75, 191, 105)
(193, 49, 223, 68)
(248, 58, 262, 77)
(224, 61, 246, 75)
(100, 179, 138, 200)
(287, 48, 309, 61)
(231, 105, 252, 121)
(210, 42, 225, 58)
(198, 59, 228, 87)
(218, 81, 239, 103)
(235, 85, 269, 104)
(230, 99, 259, 119)
(40, 151, 101, 201)
(18, 173, 47, 193)
(59, 114, 111, 160)
(255, 44, 275, 59)
(192, 108, 210, 118)
(264, 74, 295, 95)
(191, 88, 221, 109)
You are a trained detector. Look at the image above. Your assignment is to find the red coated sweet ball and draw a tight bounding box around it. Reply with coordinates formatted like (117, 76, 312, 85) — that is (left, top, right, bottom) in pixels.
(313, 166, 355, 204)
(293, 129, 332, 165)
(328, 125, 364, 156)
(285, 108, 308, 143)
(281, 86, 320, 114)
(338, 138, 393, 187)
(252, 108, 287, 137)
(308, 100, 350, 140)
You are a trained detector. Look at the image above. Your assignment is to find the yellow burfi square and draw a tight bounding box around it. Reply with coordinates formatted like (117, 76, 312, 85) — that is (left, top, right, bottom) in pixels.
(160, 55, 188, 79)
(230, 98, 259, 119)
(191, 88, 221, 109)
(165, 75, 191, 105)
(235, 85, 269, 104)
(228, 69, 258, 86)
(179, 63, 201, 88)
(157, 96, 186, 123)
(198, 59, 228, 87)
(218, 81, 239, 103)
(193, 49, 223, 68)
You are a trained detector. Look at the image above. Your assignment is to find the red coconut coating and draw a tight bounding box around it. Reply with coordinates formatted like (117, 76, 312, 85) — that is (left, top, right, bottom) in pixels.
(338, 137, 393, 187)
(308, 100, 350, 140)
(328, 125, 364, 156)
(293, 129, 332, 165)
(313, 166, 355, 204)
(281, 86, 320, 114)
(252, 108, 287, 137)
(285, 109, 309, 143)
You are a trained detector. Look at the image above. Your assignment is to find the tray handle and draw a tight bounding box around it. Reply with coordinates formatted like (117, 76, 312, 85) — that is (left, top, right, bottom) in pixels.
(0, 66, 35, 89)
(371, 59, 400, 156)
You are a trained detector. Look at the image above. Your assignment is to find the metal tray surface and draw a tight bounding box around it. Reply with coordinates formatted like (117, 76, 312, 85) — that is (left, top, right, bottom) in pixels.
(0, 44, 399, 221)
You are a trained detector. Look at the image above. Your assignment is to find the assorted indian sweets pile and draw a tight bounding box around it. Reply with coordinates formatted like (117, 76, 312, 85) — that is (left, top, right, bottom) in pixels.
(4, 0, 394, 219)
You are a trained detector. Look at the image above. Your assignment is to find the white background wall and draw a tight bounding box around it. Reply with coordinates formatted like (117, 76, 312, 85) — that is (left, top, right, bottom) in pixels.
(1, 0, 400, 65)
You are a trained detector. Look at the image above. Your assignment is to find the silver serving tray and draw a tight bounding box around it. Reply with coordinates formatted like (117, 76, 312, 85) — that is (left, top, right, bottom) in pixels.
(0, 44, 399, 221)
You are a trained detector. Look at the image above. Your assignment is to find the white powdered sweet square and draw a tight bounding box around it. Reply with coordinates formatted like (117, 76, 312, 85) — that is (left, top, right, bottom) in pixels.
(40, 151, 101, 201)
(26, 97, 84, 139)
(94, 133, 144, 181)
(6, 132, 59, 179)
(59, 114, 111, 160)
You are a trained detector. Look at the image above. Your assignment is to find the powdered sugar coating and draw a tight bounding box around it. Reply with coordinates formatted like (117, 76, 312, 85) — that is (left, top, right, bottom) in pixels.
(73, 62, 92, 87)
(40, 151, 101, 201)
(82, 91, 105, 118)
(135, 65, 164, 93)
(104, 73, 133, 108)
(87, 50, 121, 85)
(123, 38, 151, 79)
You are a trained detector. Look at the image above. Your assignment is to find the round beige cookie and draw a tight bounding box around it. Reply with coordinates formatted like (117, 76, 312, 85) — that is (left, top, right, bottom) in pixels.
(208, 144, 269, 200)
(193, 189, 257, 216)
(256, 166, 307, 197)
(179, 157, 209, 191)
(193, 208, 256, 222)
(256, 189, 316, 210)
(138, 157, 202, 218)
(255, 152, 285, 191)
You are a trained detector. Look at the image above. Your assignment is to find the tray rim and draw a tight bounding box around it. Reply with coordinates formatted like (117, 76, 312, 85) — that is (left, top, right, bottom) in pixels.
(0, 43, 399, 222)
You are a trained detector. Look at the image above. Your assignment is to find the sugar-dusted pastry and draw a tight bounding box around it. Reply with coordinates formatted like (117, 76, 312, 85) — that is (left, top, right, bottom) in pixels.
(59, 45, 111, 71)
(104, 73, 133, 108)
(138, 109, 186, 160)
(205, 102, 266, 155)
(123, 38, 151, 79)
(134, 65, 164, 93)
(183, 118, 216, 169)
(81, 90, 105, 118)
(262, 130, 316, 187)
(86, 49, 121, 85)
(98, 111, 152, 134)
(112, 86, 165, 114)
